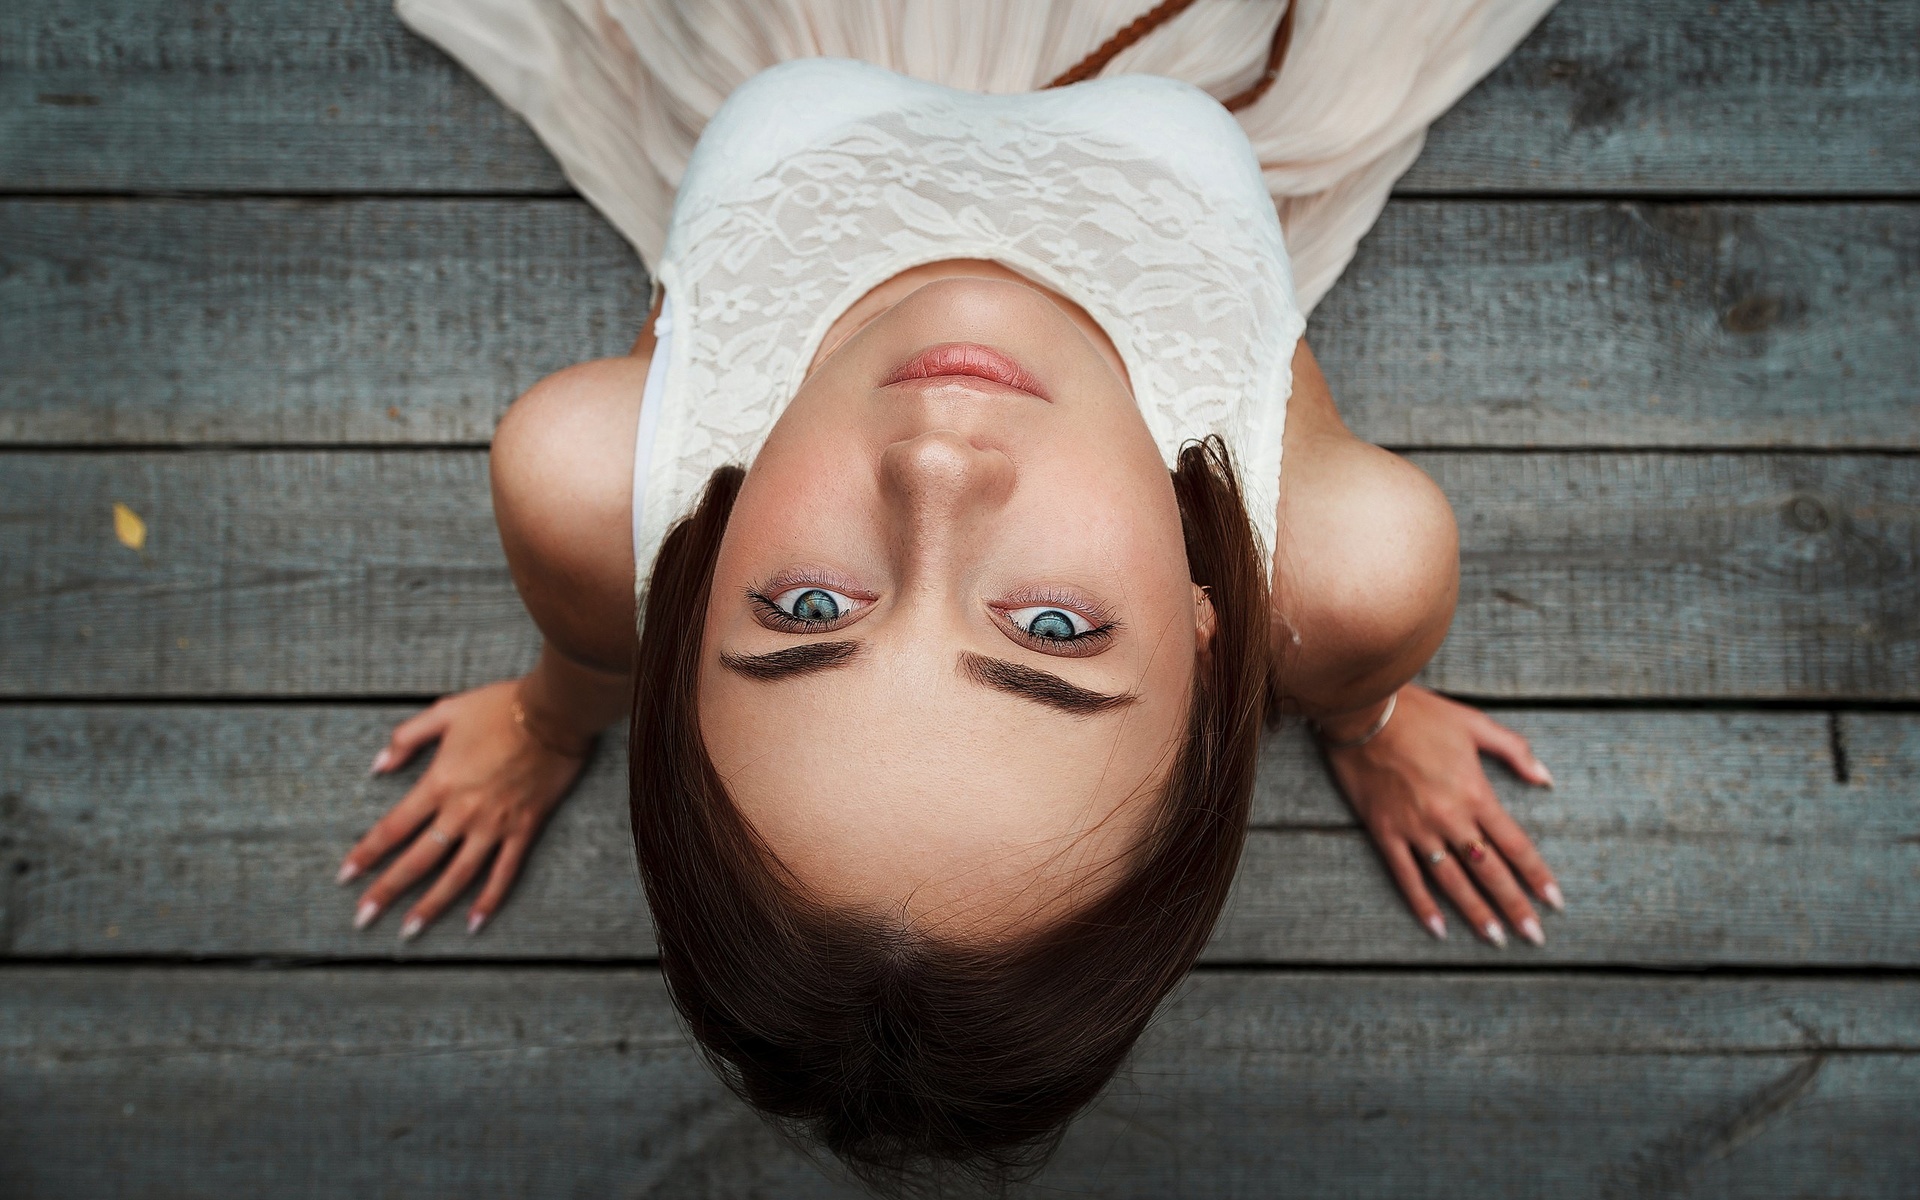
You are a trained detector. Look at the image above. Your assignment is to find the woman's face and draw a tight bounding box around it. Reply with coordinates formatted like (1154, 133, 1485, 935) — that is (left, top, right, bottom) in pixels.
(699, 267, 1210, 932)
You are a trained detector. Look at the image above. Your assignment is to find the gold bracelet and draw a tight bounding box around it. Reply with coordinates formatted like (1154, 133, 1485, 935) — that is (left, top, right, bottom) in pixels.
(511, 684, 594, 759)
(1314, 692, 1397, 750)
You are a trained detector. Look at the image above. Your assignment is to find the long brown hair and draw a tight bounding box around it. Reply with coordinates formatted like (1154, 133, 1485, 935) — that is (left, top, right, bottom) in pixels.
(630, 436, 1269, 1191)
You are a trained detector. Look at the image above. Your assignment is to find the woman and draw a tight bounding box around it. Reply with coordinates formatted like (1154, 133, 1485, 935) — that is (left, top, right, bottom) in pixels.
(338, 0, 1564, 1184)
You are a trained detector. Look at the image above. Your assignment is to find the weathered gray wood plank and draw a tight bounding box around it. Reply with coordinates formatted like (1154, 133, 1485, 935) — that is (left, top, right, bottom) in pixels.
(0, 201, 649, 445)
(0, 0, 569, 194)
(1317, 202, 1920, 449)
(4, 199, 1913, 448)
(1400, 0, 1920, 195)
(4, 0, 1913, 195)
(2, 451, 1911, 699)
(1420, 452, 1920, 700)
(0, 452, 535, 696)
(2, 967, 1914, 1197)
(6, 708, 1916, 966)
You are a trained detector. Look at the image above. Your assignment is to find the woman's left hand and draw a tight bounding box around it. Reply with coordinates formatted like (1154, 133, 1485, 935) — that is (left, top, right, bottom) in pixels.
(1322, 684, 1563, 947)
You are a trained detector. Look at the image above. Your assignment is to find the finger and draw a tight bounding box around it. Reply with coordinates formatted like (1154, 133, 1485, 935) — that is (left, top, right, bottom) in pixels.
(1457, 833, 1544, 946)
(1479, 802, 1564, 913)
(337, 782, 438, 885)
(467, 836, 532, 935)
(1378, 838, 1449, 941)
(399, 835, 497, 941)
(371, 700, 454, 776)
(353, 823, 459, 930)
(1468, 711, 1553, 788)
(1425, 846, 1507, 948)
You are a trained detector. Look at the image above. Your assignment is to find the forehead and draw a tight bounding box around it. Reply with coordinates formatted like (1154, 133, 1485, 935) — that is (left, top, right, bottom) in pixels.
(699, 644, 1187, 928)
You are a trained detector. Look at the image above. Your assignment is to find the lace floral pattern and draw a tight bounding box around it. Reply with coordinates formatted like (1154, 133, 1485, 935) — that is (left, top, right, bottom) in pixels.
(639, 60, 1304, 591)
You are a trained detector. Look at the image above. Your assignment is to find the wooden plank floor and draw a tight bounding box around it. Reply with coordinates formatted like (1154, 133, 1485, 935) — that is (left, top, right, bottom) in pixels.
(1, 0, 1916, 1195)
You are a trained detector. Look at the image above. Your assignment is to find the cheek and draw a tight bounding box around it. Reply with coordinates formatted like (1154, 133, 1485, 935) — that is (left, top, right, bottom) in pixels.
(710, 444, 884, 581)
(1001, 459, 1190, 586)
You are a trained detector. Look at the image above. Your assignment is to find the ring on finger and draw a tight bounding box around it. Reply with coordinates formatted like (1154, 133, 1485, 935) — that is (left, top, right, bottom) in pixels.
(1458, 839, 1488, 865)
(427, 829, 452, 846)
(1425, 848, 1447, 866)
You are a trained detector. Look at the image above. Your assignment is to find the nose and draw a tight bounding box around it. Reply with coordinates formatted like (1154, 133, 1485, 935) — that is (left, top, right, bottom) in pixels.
(879, 430, 1015, 575)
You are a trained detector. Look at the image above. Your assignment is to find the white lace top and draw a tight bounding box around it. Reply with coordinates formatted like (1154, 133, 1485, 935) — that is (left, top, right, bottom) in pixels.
(634, 58, 1305, 598)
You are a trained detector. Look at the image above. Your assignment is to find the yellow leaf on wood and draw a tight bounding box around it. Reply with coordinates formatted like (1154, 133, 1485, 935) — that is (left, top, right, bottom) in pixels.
(113, 502, 147, 551)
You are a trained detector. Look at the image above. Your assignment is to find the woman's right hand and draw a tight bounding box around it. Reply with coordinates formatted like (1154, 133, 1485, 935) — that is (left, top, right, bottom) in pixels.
(1323, 685, 1561, 947)
(337, 679, 590, 939)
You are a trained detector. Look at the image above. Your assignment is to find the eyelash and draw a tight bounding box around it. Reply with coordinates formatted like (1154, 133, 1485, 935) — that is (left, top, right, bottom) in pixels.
(745, 578, 871, 633)
(999, 591, 1119, 654)
(746, 591, 836, 632)
(744, 580, 1118, 651)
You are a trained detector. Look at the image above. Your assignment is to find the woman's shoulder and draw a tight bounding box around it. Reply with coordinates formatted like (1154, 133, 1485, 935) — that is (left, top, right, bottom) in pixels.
(1271, 349, 1458, 701)
(491, 353, 651, 669)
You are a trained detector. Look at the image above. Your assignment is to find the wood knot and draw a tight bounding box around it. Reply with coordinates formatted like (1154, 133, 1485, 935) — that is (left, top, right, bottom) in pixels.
(1784, 495, 1831, 533)
(1722, 294, 1782, 334)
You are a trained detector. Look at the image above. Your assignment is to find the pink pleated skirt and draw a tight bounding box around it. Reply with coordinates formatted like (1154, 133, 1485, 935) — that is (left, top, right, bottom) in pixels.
(396, 0, 1556, 313)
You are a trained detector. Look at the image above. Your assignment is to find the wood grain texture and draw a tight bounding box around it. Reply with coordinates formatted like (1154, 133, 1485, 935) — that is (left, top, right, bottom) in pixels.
(1400, 0, 1920, 195)
(0, 0, 568, 194)
(6, 708, 1916, 966)
(0, 201, 649, 445)
(4, 0, 1913, 195)
(1418, 451, 1920, 700)
(4, 198, 1913, 447)
(2, 451, 1912, 699)
(1315, 202, 1920, 449)
(2, 967, 1914, 1197)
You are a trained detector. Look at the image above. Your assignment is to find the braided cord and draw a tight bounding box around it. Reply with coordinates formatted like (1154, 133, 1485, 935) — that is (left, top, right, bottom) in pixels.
(1046, 0, 1294, 113)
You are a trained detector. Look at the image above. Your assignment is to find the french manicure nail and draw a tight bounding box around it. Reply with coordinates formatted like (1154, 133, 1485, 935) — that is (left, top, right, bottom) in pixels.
(353, 900, 379, 930)
(467, 911, 487, 936)
(1534, 759, 1555, 789)
(1543, 881, 1566, 912)
(368, 749, 393, 776)
(399, 915, 424, 941)
(335, 860, 361, 885)
(1483, 921, 1508, 948)
(1519, 916, 1545, 946)
(1424, 914, 1448, 941)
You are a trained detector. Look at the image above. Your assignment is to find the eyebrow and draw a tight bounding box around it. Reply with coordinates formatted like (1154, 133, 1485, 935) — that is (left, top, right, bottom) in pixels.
(719, 640, 864, 680)
(958, 651, 1138, 717)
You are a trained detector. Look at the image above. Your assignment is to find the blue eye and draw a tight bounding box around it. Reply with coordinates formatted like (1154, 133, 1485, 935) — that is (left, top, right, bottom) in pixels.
(768, 586, 857, 624)
(1009, 605, 1093, 641)
(789, 589, 840, 621)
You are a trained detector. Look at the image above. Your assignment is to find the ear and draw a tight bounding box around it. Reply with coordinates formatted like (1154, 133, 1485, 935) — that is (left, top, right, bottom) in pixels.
(1192, 583, 1217, 658)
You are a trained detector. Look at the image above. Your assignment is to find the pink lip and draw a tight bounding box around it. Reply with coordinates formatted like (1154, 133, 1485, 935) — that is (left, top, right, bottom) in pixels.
(881, 343, 1050, 401)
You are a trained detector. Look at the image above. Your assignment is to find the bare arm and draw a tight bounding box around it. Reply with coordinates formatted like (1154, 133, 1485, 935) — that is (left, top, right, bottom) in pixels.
(1271, 341, 1561, 948)
(336, 315, 658, 940)
(1270, 342, 1458, 728)
(490, 352, 653, 749)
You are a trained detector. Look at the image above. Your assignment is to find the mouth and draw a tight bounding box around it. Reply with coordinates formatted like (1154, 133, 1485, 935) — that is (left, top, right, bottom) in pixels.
(881, 343, 1051, 401)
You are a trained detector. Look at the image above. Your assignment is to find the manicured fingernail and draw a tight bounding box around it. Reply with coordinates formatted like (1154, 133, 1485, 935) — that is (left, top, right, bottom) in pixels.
(399, 915, 424, 941)
(369, 749, 393, 776)
(353, 900, 379, 930)
(335, 859, 361, 885)
(1543, 881, 1566, 912)
(1534, 759, 1555, 788)
(1483, 921, 1508, 948)
(467, 911, 487, 935)
(1424, 914, 1448, 941)
(1519, 916, 1545, 946)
